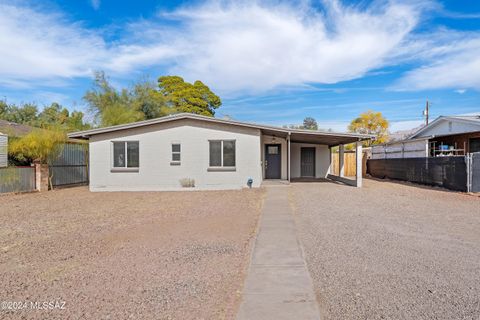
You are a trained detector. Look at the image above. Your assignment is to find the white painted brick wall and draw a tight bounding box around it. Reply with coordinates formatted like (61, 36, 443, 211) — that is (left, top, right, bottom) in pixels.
(89, 119, 262, 191)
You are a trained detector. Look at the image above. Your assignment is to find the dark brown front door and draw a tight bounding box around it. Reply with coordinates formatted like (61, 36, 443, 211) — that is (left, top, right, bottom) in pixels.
(265, 144, 281, 179)
(301, 147, 315, 177)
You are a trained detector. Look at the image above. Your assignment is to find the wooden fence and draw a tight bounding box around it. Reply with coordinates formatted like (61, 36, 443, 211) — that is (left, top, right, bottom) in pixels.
(331, 151, 367, 177)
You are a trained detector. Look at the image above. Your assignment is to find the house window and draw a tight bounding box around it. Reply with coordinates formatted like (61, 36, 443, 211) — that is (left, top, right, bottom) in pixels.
(171, 143, 181, 163)
(112, 141, 139, 169)
(209, 140, 236, 167)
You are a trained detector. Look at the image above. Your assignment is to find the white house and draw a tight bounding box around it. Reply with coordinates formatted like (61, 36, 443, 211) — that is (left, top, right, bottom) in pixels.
(68, 113, 373, 191)
(372, 115, 480, 159)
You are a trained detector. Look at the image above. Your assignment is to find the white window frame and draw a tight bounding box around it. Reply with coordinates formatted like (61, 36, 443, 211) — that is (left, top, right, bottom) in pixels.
(208, 139, 236, 172)
(171, 142, 181, 165)
(111, 141, 139, 172)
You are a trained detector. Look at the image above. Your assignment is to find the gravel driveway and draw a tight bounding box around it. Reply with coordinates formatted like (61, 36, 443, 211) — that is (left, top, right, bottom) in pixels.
(291, 179, 480, 320)
(0, 187, 264, 319)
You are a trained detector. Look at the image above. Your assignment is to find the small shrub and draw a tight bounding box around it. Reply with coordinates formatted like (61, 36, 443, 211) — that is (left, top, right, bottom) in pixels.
(179, 178, 195, 188)
(8, 128, 66, 164)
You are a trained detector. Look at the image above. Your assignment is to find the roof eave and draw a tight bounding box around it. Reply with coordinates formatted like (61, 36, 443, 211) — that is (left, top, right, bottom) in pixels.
(67, 113, 375, 141)
(409, 115, 480, 139)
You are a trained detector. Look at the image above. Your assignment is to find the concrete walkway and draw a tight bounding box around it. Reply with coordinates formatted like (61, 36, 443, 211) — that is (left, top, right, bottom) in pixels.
(237, 185, 321, 320)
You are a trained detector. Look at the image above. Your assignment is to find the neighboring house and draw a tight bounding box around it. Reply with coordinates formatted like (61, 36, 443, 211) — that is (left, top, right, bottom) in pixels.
(0, 133, 7, 167)
(68, 113, 373, 191)
(372, 115, 480, 159)
(0, 119, 36, 137)
(388, 125, 423, 142)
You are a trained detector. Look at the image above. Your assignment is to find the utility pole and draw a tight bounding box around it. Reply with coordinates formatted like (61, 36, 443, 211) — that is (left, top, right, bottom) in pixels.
(423, 100, 429, 125)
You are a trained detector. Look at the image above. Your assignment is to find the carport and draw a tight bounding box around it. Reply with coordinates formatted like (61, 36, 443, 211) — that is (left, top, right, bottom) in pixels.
(259, 128, 374, 187)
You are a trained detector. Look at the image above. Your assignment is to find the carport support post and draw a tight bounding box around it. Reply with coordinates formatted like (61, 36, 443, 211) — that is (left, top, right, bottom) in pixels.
(355, 141, 363, 188)
(339, 144, 345, 177)
(287, 133, 291, 182)
(329, 146, 334, 175)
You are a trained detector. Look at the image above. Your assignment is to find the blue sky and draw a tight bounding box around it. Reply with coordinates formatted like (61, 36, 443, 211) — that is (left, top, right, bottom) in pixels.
(0, 0, 479, 132)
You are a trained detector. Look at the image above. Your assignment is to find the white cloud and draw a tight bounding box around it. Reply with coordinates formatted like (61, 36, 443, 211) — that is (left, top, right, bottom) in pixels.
(106, 44, 180, 73)
(31, 91, 71, 107)
(113, 0, 422, 94)
(393, 34, 480, 91)
(455, 89, 467, 94)
(0, 0, 422, 94)
(5, 0, 478, 96)
(0, 3, 106, 86)
(90, 0, 101, 10)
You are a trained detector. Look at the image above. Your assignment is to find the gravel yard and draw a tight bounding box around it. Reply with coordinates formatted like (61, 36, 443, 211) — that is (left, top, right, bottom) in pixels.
(291, 179, 480, 320)
(0, 187, 264, 319)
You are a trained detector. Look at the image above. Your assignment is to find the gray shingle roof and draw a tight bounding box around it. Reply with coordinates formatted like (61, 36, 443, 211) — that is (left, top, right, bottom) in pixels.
(0, 120, 35, 136)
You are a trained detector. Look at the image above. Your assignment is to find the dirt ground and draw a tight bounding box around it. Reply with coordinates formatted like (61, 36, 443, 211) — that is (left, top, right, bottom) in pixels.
(0, 187, 264, 320)
(291, 179, 480, 320)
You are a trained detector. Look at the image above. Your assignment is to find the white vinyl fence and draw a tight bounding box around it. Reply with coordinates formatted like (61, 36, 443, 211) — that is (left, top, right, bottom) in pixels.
(371, 138, 429, 159)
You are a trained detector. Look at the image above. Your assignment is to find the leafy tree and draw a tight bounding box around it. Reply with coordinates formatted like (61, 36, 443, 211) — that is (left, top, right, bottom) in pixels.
(8, 128, 66, 164)
(67, 111, 91, 131)
(348, 110, 389, 146)
(83, 72, 222, 127)
(303, 117, 318, 130)
(100, 103, 144, 127)
(283, 117, 322, 130)
(84, 72, 174, 127)
(0, 100, 89, 132)
(37, 103, 90, 131)
(0, 100, 8, 118)
(131, 80, 171, 119)
(37, 103, 66, 125)
(158, 76, 221, 116)
(0, 103, 38, 125)
(84, 71, 144, 127)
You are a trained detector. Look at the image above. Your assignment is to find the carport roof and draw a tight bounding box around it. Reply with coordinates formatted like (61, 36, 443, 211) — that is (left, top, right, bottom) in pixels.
(289, 130, 370, 146)
(68, 113, 374, 146)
